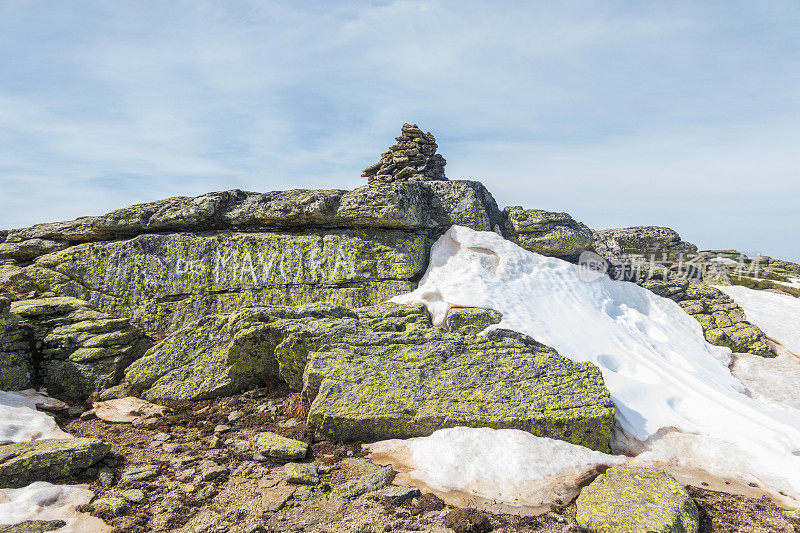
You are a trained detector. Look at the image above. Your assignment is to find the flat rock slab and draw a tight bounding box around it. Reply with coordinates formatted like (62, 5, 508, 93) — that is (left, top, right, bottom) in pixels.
(304, 304, 615, 450)
(0, 438, 110, 487)
(576, 466, 699, 533)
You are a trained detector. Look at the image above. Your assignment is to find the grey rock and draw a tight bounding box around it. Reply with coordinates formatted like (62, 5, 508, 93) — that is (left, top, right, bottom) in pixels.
(121, 489, 146, 504)
(92, 497, 130, 516)
(381, 485, 421, 504)
(504, 207, 594, 262)
(284, 463, 319, 485)
(334, 465, 394, 500)
(362, 124, 446, 184)
(0, 438, 110, 487)
(7, 297, 151, 399)
(120, 464, 161, 483)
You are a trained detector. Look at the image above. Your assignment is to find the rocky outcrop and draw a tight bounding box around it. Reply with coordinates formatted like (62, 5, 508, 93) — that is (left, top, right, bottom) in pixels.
(576, 466, 699, 533)
(361, 124, 446, 185)
(1, 181, 500, 332)
(594, 226, 773, 356)
(0, 438, 110, 487)
(127, 302, 615, 451)
(0, 297, 34, 390)
(642, 280, 774, 357)
(593, 226, 700, 282)
(503, 207, 594, 262)
(5, 297, 151, 398)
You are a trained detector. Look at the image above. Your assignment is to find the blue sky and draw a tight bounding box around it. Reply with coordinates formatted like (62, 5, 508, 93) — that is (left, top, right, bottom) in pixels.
(1, 1, 798, 260)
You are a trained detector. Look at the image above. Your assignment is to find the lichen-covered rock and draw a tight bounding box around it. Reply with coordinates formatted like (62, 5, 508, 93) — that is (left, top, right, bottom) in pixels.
(92, 496, 130, 516)
(576, 466, 699, 533)
(125, 304, 353, 400)
(19, 230, 424, 332)
(503, 207, 594, 262)
(8, 297, 151, 398)
(119, 464, 160, 483)
(284, 462, 319, 485)
(249, 432, 308, 461)
(304, 306, 614, 450)
(0, 239, 67, 261)
(643, 280, 774, 357)
(0, 297, 34, 390)
(3, 181, 501, 331)
(0, 438, 110, 487)
(444, 307, 502, 335)
(362, 123, 446, 184)
(126, 302, 614, 450)
(594, 226, 699, 266)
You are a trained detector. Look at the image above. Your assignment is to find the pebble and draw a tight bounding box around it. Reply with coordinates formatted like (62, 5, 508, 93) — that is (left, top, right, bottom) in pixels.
(214, 424, 231, 434)
(121, 489, 146, 504)
(382, 486, 421, 504)
(193, 485, 217, 501)
(120, 464, 161, 483)
(93, 497, 129, 516)
(284, 463, 319, 485)
(98, 466, 114, 487)
(227, 411, 244, 422)
(153, 432, 172, 441)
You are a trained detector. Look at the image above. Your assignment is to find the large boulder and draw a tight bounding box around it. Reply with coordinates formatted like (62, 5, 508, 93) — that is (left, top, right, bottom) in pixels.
(2, 181, 500, 332)
(9, 297, 151, 398)
(503, 207, 594, 262)
(0, 438, 110, 487)
(127, 302, 615, 451)
(0, 297, 34, 390)
(576, 466, 699, 533)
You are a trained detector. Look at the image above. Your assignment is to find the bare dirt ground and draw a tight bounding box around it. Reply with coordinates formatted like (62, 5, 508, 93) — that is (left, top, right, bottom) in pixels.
(55, 384, 800, 533)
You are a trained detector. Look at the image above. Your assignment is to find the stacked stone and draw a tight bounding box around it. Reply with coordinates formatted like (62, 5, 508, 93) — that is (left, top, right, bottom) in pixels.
(362, 123, 446, 184)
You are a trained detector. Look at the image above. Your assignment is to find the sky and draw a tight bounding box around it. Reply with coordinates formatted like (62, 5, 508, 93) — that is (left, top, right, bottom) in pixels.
(0, 1, 798, 261)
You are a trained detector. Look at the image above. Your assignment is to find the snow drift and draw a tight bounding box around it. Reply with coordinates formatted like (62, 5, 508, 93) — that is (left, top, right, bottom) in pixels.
(392, 226, 800, 508)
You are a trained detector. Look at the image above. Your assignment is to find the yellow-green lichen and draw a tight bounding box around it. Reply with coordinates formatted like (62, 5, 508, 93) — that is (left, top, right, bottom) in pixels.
(575, 466, 699, 533)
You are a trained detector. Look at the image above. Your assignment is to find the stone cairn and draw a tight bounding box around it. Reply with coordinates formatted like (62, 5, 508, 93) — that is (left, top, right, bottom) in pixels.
(361, 123, 447, 185)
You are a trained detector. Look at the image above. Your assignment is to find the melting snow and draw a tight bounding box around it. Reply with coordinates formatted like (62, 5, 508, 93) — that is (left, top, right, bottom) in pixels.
(392, 226, 800, 508)
(0, 390, 71, 444)
(367, 427, 626, 514)
(0, 482, 108, 532)
(0, 390, 106, 530)
(715, 284, 800, 356)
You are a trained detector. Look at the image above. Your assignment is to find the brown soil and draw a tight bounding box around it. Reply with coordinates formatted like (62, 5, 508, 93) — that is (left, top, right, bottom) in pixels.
(55, 387, 800, 533)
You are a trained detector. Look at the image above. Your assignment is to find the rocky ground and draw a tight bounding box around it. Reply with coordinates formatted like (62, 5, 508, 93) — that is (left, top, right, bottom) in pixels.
(41, 385, 798, 533)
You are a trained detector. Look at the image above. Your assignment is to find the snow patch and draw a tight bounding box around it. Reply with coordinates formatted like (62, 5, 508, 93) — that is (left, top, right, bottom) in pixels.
(0, 390, 71, 444)
(0, 482, 108, 532)
(393, 226, 800, 507)
(367, 427, 626, 514)
(714, 284, 800, 356)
